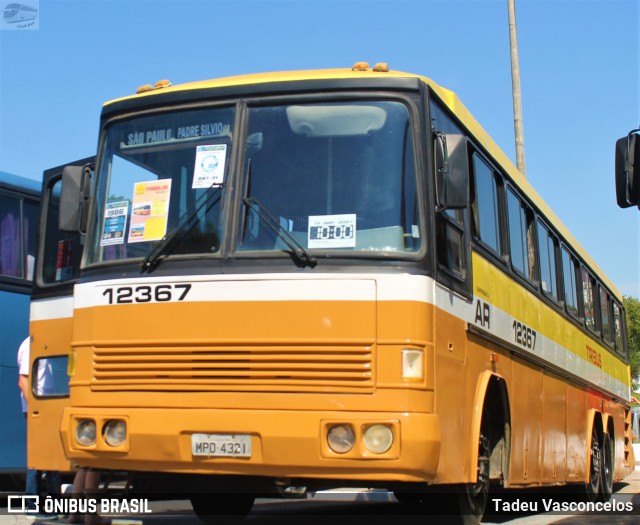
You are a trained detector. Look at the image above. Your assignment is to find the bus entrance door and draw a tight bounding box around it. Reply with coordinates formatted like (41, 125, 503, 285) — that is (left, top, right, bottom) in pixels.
(28, 158, 94, 472)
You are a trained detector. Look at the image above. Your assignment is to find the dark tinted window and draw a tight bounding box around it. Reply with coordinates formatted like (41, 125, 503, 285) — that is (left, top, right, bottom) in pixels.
(0, 193, 38, 280)
(613, 302, 625, 356)
(537, 220, 558, 301)
(581, 267, 598, 334)
(507, 188, 535, 280)
(472, 154, 501, 255)
(42, 178, 82, 284)
(599, 287, 612, 344)
(562, 247, 579, 318)
(431, 100, 469, 281)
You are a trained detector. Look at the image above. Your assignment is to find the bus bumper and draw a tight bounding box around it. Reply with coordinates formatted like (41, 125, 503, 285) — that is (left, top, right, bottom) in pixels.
(60, 407, 440, 483)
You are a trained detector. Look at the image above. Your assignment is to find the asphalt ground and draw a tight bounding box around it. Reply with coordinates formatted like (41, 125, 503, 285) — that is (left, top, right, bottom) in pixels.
(0, 468, 638, 525)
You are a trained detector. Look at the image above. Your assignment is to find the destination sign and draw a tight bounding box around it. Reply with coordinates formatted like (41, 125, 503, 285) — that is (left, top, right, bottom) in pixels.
(123, 122, 230, 147)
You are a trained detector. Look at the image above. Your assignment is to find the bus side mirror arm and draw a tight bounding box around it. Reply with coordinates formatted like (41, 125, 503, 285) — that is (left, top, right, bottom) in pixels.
(60, 164, 94, 233)
(615, 128, 640, 209)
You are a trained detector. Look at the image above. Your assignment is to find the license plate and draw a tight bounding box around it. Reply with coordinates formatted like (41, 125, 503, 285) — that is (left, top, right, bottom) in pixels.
(191, 433, 252, 457)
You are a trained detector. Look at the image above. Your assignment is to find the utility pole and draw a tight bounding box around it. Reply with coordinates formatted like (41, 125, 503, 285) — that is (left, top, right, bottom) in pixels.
(508, 0, 526, 177)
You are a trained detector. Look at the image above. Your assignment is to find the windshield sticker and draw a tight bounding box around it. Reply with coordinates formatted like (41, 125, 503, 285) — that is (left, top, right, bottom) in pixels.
(128, 179, 172, 243)
(308, 214, 356, 249)
(192, 144, 227, 189)
(100, 201, 129, 246)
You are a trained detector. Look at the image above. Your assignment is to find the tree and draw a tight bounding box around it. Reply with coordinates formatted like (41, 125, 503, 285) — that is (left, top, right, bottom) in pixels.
(624, 295, 640, 392)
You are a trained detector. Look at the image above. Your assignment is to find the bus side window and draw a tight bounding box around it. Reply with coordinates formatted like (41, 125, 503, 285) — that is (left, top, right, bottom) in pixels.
(0, 194, 20, 277)
(436, 209, 466, 279)
(506, 187, 536, 281)
(431, 98, 470, 289)
(581, 266, 599, 335)
(42, 178, 82, 284)
(599, 286, 613, 345)
(0, 193, 38, 280)
(537, 220, 559, 301)
(612, 302, 626, 357)
(561, 247, 579, 318)
(24, 200, 39, 281)
(471, 153, 503, 256)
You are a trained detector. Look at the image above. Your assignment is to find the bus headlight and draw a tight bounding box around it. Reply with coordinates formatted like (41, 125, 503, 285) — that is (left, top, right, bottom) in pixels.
(327, 424, 355, 454)
(103, 419, 127, 447)
(75, 419, 96, 446)
(363, 424, 394, 454)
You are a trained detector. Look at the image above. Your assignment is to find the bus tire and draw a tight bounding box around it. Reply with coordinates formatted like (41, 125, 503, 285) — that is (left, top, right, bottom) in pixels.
(452, 430, 491, 525)
(599, 432, 614, 502)
(190, 494, 255, 524)
(584, 426, 601, 502)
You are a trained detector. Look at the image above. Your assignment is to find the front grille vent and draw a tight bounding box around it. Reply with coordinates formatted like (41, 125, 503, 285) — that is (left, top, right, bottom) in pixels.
(91, 342, 374, 394)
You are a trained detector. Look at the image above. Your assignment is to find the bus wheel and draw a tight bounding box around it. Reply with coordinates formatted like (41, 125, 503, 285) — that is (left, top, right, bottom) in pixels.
(190, 494, 255, 524)
(599, 432, 614, 502)
(585, 428, 601, 502)
(455, 431, 490, 525)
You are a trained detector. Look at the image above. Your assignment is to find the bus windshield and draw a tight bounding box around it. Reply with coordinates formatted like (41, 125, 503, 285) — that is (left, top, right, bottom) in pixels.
(88, 106, 235, 264)
(87, 99, 421, 266)
(239, 100, 420, 255)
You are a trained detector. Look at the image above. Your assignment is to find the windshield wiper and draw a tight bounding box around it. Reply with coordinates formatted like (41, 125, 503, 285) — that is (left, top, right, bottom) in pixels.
(141, 185, 223, 273)
(242, 197, 317, 268)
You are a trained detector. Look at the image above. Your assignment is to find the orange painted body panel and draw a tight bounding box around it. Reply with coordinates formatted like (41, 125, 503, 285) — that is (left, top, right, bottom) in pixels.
(432, 300, 632, 487)
(509, 356, 543, 484)
(36, 272, 632, 487)
(29, 317, 74, 472)
(59, 288, 441, 482)
(60, 406, 440, 481)
(433, 305, 470, 483)
(541, 371, 568, 483)
(74, 302, 375, 351)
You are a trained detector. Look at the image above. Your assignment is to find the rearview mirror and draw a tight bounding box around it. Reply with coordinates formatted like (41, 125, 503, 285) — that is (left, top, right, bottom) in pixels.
(59, 164, 93, 233)
(434, 130, 469, 210)
(615, 130, 640, 208)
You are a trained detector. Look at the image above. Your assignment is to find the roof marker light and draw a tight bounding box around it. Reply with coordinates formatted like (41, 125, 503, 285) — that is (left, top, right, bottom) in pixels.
(136, 84, 154, 94)
(352, 61, 369, 71)
(373, 62, 390, 72)
(154, 79, 172, 89)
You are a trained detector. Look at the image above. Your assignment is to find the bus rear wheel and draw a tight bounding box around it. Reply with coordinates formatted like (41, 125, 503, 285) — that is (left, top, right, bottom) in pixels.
(585, 428, 601, 502)
(599, 432, 614, 502)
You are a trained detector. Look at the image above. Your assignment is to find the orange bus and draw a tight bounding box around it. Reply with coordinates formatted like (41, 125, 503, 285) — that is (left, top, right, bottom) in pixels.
(29, 63, 634, 523)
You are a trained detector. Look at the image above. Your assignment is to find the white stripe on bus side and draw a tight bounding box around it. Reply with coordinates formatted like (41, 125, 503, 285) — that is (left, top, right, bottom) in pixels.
(30, 296, 74, 321)
(31, 274, 629, 399)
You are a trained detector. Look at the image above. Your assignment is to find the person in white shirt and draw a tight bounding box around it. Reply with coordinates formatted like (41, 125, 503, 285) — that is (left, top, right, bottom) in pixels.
(17, 336, 61, 511)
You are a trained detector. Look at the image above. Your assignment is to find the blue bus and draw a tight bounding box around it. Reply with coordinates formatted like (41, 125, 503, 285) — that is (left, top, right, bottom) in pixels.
(0, 170, 40, 475)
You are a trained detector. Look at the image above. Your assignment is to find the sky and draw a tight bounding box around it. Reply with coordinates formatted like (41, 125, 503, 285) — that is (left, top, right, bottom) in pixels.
(0, 0, 638, 297)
